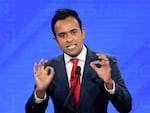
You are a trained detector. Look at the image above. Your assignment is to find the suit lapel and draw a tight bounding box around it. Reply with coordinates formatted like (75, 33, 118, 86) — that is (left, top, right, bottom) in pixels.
(54, 55, 76, 111)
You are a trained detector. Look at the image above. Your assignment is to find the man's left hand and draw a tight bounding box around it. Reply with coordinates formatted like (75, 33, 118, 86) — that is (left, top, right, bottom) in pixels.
(90, 53, 113, 89)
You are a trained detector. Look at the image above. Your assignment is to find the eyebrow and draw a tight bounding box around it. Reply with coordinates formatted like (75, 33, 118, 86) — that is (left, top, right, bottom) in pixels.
(70, 29, 77, 32)
(58, 32, 65, 35)
(58, 28, 78, 35)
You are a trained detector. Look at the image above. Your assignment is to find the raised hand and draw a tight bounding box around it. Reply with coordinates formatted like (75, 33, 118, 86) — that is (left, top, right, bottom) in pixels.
(33, 59, 55, 98)
(90, 53, 113, 89)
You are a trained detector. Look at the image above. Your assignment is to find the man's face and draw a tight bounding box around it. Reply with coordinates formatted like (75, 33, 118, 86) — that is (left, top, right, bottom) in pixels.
(54, 16, 85, 57)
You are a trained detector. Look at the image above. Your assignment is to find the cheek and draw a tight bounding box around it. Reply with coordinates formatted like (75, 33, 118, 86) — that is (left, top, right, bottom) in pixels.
(78, 37, 84, 43)
(57, 40, 65, 47)
(79, 33, 85, 41)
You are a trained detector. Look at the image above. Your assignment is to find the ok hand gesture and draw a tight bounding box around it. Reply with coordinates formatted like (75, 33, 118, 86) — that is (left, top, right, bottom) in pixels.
(33, 59, 55, 98)
(90, 53, 113, 89)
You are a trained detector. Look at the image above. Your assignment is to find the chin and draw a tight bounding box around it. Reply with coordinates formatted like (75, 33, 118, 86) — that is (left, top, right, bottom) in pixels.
(65, 49, 81, 57)
(68, 52, 79, 57)
(71, 54, 78, 57)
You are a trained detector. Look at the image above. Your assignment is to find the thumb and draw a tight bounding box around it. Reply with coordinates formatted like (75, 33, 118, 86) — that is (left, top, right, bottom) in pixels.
(45, 66, 55, 79)
(90, 62, 99, 72)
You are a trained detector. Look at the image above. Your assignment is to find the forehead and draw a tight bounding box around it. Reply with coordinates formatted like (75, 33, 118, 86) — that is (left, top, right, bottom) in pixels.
(54, 16, 80, 34)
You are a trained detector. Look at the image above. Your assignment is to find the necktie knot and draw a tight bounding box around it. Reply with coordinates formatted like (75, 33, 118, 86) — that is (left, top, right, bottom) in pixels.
(70, 58, 79, 65)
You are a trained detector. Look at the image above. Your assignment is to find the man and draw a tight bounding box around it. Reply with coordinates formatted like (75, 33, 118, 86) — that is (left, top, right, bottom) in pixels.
(25, 8, 132, 113)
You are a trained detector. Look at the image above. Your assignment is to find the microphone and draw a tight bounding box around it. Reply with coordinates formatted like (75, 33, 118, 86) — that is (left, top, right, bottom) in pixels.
(76, 66, 81, 76)
(60, 66, 81, 113)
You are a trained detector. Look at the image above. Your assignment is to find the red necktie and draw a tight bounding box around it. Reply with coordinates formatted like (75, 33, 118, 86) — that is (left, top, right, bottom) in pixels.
(70, 58, 81, 107)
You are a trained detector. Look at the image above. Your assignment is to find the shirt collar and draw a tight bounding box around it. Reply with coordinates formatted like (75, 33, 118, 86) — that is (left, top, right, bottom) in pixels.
(64, 44, 87, 64)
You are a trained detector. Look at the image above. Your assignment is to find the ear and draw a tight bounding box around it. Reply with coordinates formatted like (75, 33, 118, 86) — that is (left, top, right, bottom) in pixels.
(81, 28, 85, 39)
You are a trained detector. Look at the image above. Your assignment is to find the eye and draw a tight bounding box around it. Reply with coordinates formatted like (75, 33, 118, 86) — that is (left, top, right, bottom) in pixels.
(71, 29, 77, 35)
(58, 33, 66, 38)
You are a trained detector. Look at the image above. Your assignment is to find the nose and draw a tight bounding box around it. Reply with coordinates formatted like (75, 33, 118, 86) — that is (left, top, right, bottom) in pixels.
(66, 33, 73, 42)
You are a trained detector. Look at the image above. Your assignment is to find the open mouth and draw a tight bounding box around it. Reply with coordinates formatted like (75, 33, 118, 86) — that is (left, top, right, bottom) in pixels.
(67, 44, 76, 50)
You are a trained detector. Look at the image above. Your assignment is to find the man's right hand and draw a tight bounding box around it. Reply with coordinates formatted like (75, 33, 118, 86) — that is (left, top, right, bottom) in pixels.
(33, 59, 55, 99)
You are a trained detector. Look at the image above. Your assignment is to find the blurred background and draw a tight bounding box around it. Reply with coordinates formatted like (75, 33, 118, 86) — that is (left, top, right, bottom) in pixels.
(0, 0, 150, 113)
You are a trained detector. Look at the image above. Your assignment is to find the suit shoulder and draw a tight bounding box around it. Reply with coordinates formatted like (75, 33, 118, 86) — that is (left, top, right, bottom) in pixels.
(88, 48, 117, 63)
(45, 54, 63, 66)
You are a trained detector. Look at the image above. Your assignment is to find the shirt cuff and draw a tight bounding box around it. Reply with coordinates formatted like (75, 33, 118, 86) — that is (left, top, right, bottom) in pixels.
(34, 90, 47, 104)
(104, 80, 115, 95)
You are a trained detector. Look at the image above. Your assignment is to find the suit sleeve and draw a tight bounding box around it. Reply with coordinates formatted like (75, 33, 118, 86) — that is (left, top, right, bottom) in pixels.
(108, 56, 132, 113)
(25, 91, 49, 113)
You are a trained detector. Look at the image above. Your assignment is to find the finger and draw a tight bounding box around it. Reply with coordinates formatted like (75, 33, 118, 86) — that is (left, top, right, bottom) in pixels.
(97, 54, 110, 65)
(38, 59, 45, 70)
(33, 62, 37, 75)
(44, 60, 48, 63)
(45, 66, 55, 75)
(91, 60, 105, 66)
(90, 60, 101, 65)
(90, 62, 100, 72)
(41, 60, 45, 69)
(91, 59, 109, 67)
(96, 53, 108, 61)
(45, 66, 55, 79)
(44, 60, 48, 67)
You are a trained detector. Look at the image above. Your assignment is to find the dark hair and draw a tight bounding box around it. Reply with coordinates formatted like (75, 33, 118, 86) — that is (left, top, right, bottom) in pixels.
(51, 8, 82, 36)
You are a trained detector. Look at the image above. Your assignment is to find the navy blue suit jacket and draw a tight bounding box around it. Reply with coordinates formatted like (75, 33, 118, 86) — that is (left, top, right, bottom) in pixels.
(25, 47, 132, 113)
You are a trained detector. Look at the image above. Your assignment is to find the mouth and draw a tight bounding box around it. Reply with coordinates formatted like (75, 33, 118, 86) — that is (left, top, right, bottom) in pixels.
(66, 44, 76, 50)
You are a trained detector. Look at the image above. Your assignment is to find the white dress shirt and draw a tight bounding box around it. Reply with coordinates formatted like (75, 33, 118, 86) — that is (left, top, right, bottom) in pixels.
(64, 44, 87, 86)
